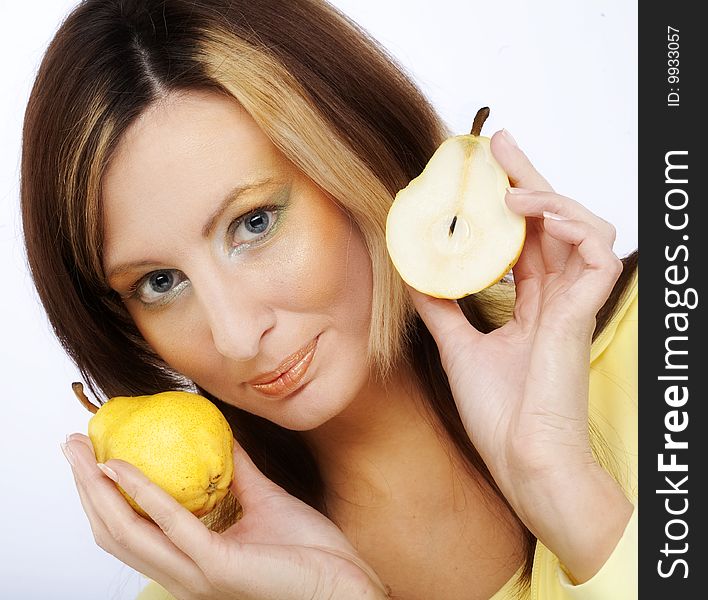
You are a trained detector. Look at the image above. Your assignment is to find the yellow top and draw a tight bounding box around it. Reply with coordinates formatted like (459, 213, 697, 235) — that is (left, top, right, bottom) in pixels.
(137, 271, 639, 600)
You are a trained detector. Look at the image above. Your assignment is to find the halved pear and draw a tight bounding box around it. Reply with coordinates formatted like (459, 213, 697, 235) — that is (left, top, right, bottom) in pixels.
(386, 108, 525, 299)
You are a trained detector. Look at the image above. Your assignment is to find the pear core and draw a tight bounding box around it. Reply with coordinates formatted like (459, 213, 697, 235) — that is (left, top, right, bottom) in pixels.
(386, 109, 526, 299)
(87, 390, 234, 520)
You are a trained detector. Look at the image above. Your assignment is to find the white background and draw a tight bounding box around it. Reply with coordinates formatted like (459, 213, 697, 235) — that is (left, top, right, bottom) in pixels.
(0, 1, 637, 598)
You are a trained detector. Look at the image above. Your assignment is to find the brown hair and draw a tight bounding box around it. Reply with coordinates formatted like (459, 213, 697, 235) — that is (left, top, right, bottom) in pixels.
(21, 0, 638, 588)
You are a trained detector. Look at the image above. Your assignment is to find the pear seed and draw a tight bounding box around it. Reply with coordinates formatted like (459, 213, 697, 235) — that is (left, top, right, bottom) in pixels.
(449, 215, 458, 236)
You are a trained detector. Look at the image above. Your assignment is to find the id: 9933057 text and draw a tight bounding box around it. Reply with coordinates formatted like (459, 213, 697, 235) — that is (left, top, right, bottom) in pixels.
(666, 26, 680, 107)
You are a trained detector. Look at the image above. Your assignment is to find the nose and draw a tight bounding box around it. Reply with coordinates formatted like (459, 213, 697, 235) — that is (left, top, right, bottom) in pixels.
(193, 270, 275, 362)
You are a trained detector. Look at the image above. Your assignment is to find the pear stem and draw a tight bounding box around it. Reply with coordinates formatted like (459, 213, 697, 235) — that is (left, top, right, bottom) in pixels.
(72, 381, 99, 414)
(471, 107, 490, 136)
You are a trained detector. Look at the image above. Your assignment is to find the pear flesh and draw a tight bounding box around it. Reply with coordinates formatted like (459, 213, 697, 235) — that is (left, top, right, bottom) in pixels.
(386, 133, 526, 299)
(88, 391, 234, 520)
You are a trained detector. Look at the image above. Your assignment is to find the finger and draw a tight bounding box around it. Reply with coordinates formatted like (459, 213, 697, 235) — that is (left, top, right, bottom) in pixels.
(67, 431, 93, 447)
(500, 201, 565, 288)
(505, 191, 575, 276)
(542, 217, 624, 314)
(64, 438, 208, 595)
(405, 283, 482, 365)
(229, 438, 284, 507)
(490, 130, 554, 193)
(100, 455, 221, 569)
(63, 436, 113, 541)
(62, 437, 114, 547)
(505, 189, 617, 247)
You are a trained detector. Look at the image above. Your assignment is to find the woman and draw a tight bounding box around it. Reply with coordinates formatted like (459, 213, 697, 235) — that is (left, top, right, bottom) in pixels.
(22, 0, 638, 598)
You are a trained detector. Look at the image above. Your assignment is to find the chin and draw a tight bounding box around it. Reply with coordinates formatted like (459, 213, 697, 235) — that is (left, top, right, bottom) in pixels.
(271, 362, 368, 431)
(272, 385, 351, 431)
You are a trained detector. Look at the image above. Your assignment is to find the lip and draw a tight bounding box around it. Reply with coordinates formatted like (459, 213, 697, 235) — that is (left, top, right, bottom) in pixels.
(248, 335, 319, 397)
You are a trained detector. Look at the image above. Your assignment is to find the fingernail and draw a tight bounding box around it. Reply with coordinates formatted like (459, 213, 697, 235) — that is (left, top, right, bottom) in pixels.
(543, 210, 568, 221)
(60, 442, 75, 467)
(502, 129, 518, 148)
(507, 187, 532, 195)
(97, 463, 118, 482)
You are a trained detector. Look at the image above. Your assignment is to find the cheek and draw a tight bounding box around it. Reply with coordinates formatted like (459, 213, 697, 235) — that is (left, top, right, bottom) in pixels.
(275, 202, 373, 328)
(127, 305, 201, 372)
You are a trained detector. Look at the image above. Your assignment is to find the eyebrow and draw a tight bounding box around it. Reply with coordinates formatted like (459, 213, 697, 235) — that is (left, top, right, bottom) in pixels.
(201, 177, 274, 238)
(105, 177, 274, 281)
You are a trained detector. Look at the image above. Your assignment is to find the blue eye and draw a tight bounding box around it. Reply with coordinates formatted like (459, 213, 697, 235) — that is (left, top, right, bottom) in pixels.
(230, 206, 279, 251)
(149, 271, 176, 293)
(244, 211, 270, 234)
(134, 269, 188, 305)
(125, 201, 285, 307)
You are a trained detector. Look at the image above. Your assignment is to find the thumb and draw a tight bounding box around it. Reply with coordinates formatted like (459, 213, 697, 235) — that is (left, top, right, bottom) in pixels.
(406, 284, 481, 348)
(229, 438, 282, 507)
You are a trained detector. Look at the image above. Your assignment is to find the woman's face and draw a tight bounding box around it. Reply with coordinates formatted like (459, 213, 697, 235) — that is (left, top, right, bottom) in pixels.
(102, 89, 374, 430)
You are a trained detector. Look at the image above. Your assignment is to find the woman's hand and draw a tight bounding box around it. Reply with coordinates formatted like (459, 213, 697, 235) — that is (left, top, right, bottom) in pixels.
(407, 129, 633, 583)
(61, 434, 388, 600)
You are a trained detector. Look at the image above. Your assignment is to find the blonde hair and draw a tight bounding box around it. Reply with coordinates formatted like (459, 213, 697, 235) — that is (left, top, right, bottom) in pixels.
(196, 27, 420, 381)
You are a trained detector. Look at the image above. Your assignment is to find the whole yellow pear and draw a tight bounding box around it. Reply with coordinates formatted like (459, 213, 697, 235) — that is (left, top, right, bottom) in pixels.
(83, 387, 234, 520)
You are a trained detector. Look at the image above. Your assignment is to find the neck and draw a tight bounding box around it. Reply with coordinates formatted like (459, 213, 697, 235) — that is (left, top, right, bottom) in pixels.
(300, 360, 475, 512)
(299, 358, 527, 599)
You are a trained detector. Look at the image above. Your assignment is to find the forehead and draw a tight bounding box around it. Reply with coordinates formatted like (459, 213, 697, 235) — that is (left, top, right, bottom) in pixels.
(101, 90, 286, 263)
(102, 89, 283, 205)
